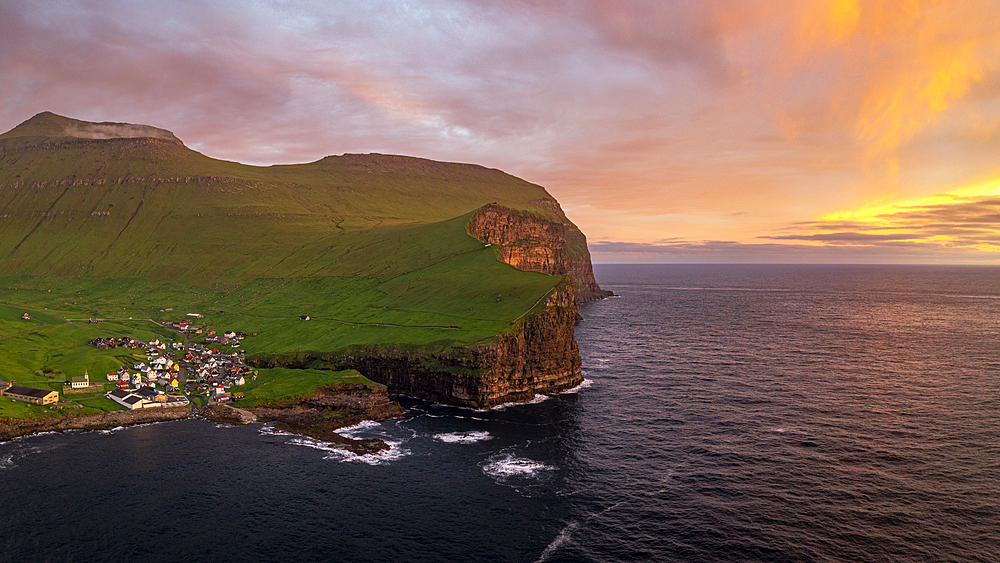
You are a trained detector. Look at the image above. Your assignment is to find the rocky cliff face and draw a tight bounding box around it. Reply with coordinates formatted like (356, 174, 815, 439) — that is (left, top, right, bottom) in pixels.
(251, 203, 611, 408)
(251, 283, 584, 409)
(466, 203, 613, 302)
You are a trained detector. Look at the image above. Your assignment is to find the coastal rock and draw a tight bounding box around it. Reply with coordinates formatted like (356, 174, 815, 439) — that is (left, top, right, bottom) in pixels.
(246, 382, 404, 454)
(200, 404, 258, 425)
(0, 406, 191, 442)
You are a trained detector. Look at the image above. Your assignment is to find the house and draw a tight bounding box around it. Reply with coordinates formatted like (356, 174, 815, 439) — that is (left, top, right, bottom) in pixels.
(21, 313, 30, 320)
(299, 315, 310, 321)
(70, 371, 90, 389)
(107, 388, 147, 410)
(3, 384, 58, 405)
(107, 386, 169, 410)
(186, 313, 204, 318)
(234, 375, 245, 386)
(134, 387, 160, 401)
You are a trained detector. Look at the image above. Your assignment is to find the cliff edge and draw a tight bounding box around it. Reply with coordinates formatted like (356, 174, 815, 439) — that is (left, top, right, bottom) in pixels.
(467, 202, 614, 302)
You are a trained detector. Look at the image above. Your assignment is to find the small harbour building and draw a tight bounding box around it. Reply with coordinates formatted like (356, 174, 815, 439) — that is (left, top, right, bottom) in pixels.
(2, 384, 59, 405)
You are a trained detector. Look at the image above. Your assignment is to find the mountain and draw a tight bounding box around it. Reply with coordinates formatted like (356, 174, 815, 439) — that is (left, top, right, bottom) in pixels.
(0, 112, 611, 407)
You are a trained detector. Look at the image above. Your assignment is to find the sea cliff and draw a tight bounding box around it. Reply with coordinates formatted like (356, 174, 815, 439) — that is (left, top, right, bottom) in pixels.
(258, 282, 584, 409)
(251, 202, 614, 409)
(467, 202, 614, 302)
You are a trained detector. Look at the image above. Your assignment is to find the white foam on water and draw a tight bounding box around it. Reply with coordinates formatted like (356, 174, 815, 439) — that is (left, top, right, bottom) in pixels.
(323, 440, 410, 465)
(286, 436, 341, 453)
(481, 394, 550, 412)
(9, 430, 61, 442)
(284, 434, 409, 465)
(336, 420, 382, 437)
(258, 423, 294, 437)
(433, 430, 492, 444)
(558, 379, 593, 395)
(0, 453, 14, 470)
(96, 421, 171, 435)
(482, 454, 555, 480)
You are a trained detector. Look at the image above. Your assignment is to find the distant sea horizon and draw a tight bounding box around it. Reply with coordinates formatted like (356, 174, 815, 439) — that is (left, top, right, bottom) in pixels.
(3, 264, 998, 562)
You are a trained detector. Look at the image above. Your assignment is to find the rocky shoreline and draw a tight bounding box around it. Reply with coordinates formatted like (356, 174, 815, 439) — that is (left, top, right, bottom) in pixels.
(0, 406, 193, 442)
(1, 383, 405, 454)
(201, 382, 405, 454)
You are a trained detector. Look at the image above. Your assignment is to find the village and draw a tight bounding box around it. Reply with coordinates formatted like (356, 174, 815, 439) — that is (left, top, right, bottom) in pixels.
(0, 312, 258, 412)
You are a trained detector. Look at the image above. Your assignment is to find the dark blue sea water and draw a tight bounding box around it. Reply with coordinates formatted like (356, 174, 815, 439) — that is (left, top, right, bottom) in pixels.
(2, 264, 999, 562)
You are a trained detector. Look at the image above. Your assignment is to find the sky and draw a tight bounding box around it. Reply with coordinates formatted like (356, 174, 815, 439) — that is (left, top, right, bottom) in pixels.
(2, 0, 1000, 263)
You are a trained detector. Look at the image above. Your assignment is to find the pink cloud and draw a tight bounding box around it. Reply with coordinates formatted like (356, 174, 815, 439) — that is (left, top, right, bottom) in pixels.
(2, 0, 1000, 262)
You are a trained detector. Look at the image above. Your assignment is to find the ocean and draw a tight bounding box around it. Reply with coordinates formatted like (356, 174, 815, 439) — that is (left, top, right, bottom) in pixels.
(2, 264, 998, 562)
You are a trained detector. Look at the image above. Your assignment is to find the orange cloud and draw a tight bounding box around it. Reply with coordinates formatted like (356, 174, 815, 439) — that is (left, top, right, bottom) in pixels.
(788, 1, 995, 161)
(796, 0, 860, 47)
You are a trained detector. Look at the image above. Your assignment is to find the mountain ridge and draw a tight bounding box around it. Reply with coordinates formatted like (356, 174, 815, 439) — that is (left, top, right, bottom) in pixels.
(0, 112, 609, 407)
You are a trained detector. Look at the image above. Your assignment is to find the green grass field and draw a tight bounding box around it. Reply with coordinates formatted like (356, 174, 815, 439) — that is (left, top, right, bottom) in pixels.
(228, 367, 371, 408)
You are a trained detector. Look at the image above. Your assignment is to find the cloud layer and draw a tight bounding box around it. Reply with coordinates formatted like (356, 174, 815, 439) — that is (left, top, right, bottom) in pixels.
(2, 0, 999, 262)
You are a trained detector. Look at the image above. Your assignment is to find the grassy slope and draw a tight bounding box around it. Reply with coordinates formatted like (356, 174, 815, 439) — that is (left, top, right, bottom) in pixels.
(229, 368, 371, 408)
(0, 114, 570, 395)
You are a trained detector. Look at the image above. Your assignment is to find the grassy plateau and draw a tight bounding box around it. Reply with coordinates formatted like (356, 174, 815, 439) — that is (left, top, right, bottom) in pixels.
(0, 112, 579, 414)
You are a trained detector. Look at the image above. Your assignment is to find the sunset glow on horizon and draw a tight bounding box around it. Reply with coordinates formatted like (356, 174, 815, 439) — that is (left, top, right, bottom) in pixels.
(3, 0, 999, 263)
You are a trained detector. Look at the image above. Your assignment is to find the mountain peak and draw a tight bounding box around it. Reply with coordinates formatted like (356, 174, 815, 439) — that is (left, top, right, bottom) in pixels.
(0, 111, 181, 144)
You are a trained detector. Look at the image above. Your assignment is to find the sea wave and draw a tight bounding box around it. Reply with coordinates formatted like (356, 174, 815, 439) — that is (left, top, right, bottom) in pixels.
(285, 436, 410, 465)
(481, 453, 555, 481)
(336, 420, 382, 436)
(558, 379, 593, 395)
(480, 394, 550, 412)
(434, 430, 492, 444)
(258, 423, 294, 437)
(97, 421, 171, 435)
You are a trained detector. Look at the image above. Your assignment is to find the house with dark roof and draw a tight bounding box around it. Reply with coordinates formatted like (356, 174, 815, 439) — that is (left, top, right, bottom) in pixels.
(3, 384, 58, 405)
(106, 386, 188, 410)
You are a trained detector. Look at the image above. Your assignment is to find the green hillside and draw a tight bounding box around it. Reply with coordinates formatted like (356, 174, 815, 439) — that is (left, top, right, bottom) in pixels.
(0, 112, 577, 386)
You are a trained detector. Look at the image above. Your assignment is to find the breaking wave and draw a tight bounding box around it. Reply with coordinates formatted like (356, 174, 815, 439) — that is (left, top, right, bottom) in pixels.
(433, 430, 492, 444)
